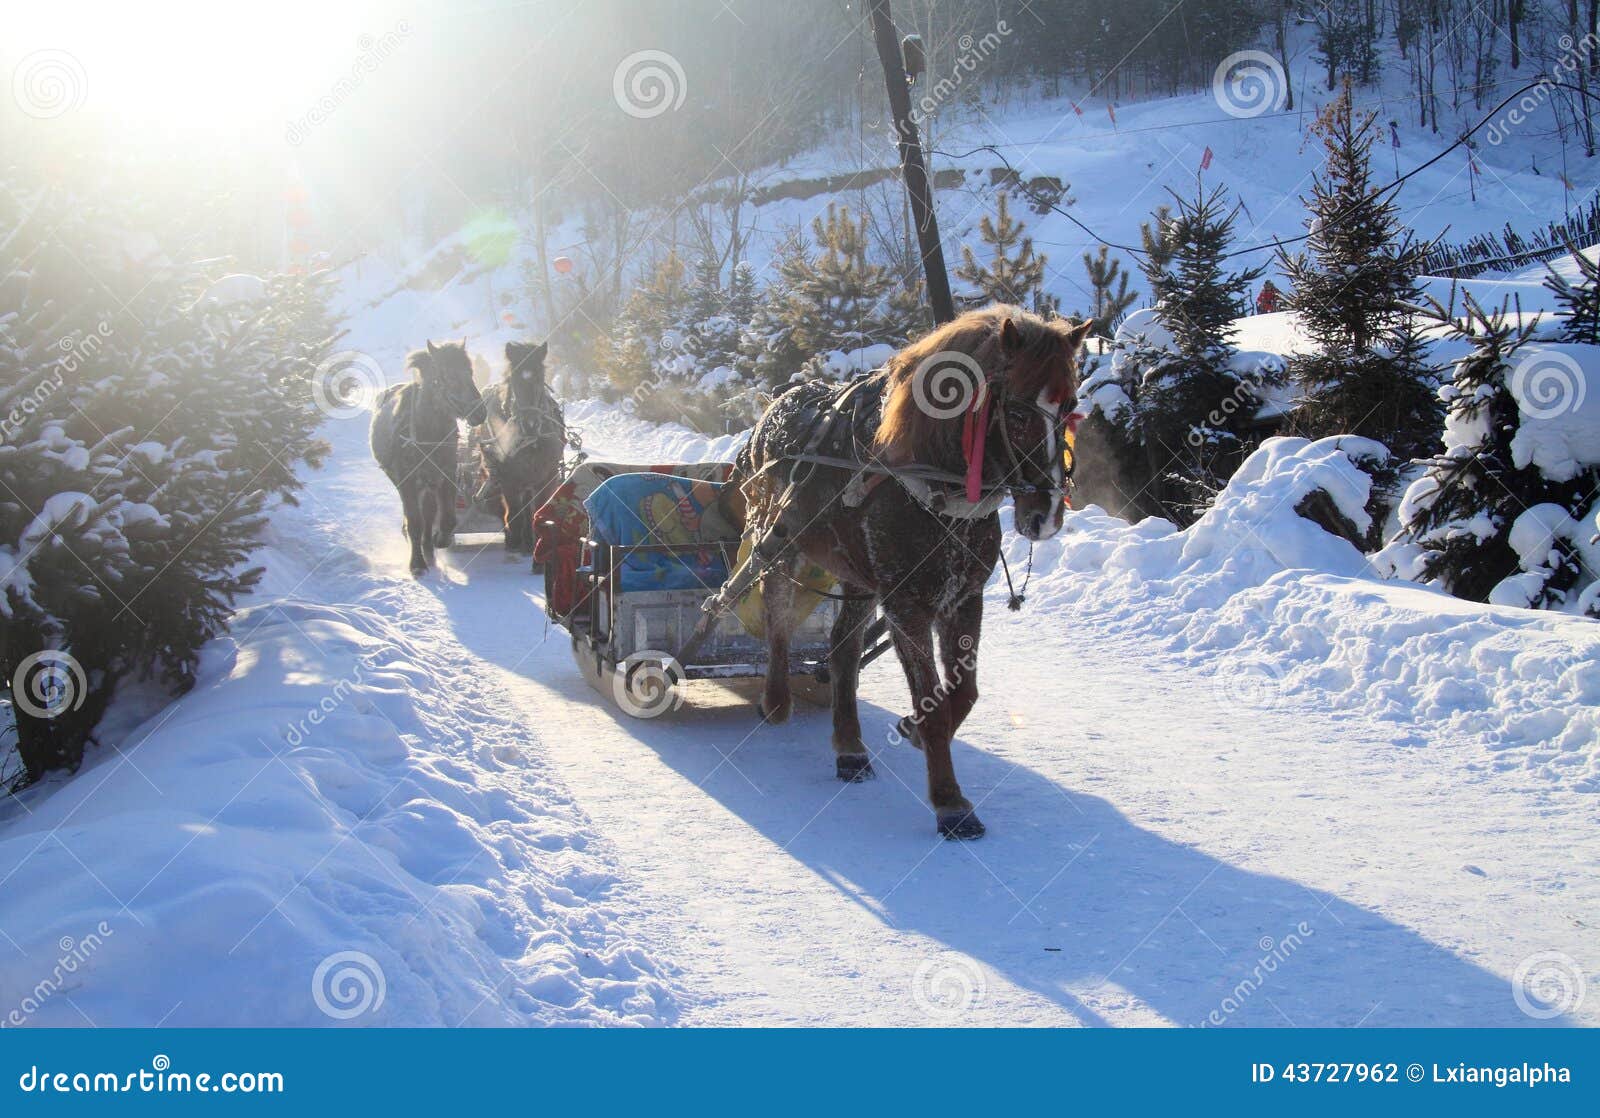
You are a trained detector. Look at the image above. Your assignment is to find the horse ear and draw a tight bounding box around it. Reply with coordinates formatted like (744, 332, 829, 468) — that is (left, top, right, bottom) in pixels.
(533, 341, 548, 361)
(426, 339, 439, 358)
(1000, 316, 1023, 354)
(504, 341, 522, 363)
(459, 337, 467, 352)
(1067, 319, 1095, 348)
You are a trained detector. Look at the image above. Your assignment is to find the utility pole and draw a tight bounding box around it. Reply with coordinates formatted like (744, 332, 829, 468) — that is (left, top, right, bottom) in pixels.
(868, 0, 955, 324)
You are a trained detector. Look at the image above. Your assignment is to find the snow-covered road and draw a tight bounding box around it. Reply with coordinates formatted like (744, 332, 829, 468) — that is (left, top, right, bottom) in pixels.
(3, 396, 1594, 1027)
(305, 403, 1596, 1027)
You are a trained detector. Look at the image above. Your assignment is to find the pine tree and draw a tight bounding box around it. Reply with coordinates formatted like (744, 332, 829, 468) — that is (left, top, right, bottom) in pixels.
(1544, 248, 1600, 344)
(1082, 247, 1137, 337)
(0, 162, 333, 785)
(1119, 182, 1268, 523)
(1279, 84, 1443, 463)
(956, 192, 1048, 308)
(1396, 295, 1599, 610)
(742, 206, 923, 386)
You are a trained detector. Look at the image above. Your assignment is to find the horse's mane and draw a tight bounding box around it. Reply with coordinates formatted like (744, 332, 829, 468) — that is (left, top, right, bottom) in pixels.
(405, 340, 469, 379)
(874, 306, 1087, 464)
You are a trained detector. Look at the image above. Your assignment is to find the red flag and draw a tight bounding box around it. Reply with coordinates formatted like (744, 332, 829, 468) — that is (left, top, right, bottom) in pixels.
(1072, 101, 1084, 117)
(1561, 173, 1575, 191)
(1106, 103, 1117, 127)
(1200, 146, 1214, 172)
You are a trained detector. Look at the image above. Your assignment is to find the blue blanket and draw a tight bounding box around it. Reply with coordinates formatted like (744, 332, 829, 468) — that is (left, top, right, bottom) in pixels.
(583, 473, 731, 592)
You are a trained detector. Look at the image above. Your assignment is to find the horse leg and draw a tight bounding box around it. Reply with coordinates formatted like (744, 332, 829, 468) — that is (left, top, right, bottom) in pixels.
(512, 484, 534, 552)
(420, 485, 439, 564)
(434, 474, 457, 549)
(829, 590, 876, 782)
(935, 594, 982, 739)
(884, 603, 984, 839)
(757, 558, 798, 724)
(401, 481, 427, 576)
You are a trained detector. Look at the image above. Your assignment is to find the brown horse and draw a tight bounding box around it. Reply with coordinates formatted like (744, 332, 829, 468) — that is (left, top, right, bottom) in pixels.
(477, 340, 566, 553)
(736, 306, 1091, 839)
(370, 340, 488, 576)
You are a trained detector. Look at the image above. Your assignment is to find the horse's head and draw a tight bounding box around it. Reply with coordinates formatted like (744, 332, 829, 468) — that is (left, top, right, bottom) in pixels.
(411, 339, 488, 427)
(504, 340, 548, 411)
(875, 306, 1092, 542)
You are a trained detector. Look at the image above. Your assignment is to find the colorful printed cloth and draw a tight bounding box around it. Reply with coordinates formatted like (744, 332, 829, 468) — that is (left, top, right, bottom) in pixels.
(583, 473, 736, 591)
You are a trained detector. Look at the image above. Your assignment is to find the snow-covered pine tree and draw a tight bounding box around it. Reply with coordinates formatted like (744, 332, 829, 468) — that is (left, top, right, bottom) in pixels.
(956, 192, 1048, 309)
(1082, 246, 1137, 338)
(1392, 293, 1600, 611)
(0, 164, 335, 785)
(1544, 247, 1600, 344)
(1125, 182, 1267, 523)
(1279, 84, 1443, 463)
(736, 234, 812, 390)
(745, 206, 923, 385)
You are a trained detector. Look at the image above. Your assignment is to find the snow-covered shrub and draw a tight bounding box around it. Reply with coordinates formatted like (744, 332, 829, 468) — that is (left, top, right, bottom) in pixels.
(1384, 294, 1600, 615)
(0, 169, 336, 784)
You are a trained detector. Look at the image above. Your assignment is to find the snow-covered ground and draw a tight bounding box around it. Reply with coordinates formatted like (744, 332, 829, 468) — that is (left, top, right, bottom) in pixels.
(3, 365, 1595, 1026)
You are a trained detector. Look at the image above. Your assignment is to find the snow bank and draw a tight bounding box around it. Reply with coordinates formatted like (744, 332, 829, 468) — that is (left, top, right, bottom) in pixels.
(0, 559, 675, 1027)
(1009, 436, 1600, 793)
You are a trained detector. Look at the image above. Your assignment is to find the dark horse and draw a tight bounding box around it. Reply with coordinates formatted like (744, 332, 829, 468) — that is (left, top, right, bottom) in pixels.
(476, 340, 565, 553)
(370, 340, 488, 576)
(735, 307, 1091, 839)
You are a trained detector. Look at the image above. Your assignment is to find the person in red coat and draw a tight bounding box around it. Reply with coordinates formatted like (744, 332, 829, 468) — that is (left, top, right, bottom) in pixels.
(1256, 279, 1281, 314)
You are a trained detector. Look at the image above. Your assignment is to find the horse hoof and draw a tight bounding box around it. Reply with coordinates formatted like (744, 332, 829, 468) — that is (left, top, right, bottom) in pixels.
(936, 810, 986, 840)
(836, 754, 875, 782)
(410, 565, 427, 578)
(895, 716, 924, 750)
(758, 699, 791, 725)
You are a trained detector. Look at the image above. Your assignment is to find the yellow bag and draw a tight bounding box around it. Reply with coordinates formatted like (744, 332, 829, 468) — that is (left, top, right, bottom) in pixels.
(732, 538, 837, 639)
